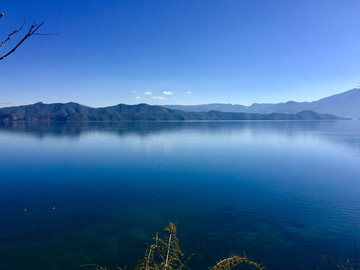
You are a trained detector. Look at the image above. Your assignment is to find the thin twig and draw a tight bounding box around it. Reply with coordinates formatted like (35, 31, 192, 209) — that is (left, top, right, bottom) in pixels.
(0, 19, 25, 52)
(164, 230, 172, 270)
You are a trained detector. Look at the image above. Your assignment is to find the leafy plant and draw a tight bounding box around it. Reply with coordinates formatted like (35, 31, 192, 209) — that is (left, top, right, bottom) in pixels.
(84, 222, 263, 270)
(135, 221, 194, 270)
(210, 254, 264, 270)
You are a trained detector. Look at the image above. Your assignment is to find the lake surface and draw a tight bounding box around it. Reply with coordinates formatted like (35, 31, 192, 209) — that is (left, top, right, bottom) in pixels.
(1, 121, 360, 270)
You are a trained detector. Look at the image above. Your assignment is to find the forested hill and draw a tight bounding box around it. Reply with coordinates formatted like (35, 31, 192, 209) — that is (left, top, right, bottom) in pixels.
(0, 102, 351, 121)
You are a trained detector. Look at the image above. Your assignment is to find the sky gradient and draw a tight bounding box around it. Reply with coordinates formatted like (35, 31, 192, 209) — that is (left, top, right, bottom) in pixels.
(1, 0, 360, 108)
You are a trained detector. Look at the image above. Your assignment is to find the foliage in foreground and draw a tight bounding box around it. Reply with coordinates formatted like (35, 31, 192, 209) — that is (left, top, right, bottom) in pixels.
(84, 222, 264, 270)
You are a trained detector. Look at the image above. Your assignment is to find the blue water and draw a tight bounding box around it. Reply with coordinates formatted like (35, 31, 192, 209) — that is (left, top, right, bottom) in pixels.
(1, 121, 360, 270)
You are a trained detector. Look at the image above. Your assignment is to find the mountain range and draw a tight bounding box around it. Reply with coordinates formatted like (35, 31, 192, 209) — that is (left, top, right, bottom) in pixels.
(163, 87, 360, 120)
(0, 102, 350, 122)
(0, 87, 358, 121)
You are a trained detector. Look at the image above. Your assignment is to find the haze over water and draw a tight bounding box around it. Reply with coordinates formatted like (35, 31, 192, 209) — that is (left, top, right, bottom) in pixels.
(1, 121, 360, 270)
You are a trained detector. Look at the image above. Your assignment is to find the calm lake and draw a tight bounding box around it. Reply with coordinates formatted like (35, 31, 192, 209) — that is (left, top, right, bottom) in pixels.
(1, 121, 360, 270)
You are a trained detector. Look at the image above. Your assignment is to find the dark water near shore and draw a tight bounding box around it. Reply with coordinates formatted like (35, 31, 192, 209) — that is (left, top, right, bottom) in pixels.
(1, 121, 360, 270)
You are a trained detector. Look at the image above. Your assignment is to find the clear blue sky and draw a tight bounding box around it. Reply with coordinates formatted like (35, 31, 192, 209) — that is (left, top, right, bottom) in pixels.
(1, 0, 360, 108)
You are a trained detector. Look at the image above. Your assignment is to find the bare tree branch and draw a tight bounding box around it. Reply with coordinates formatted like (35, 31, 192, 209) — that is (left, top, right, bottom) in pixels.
(0, 13, 57, 61)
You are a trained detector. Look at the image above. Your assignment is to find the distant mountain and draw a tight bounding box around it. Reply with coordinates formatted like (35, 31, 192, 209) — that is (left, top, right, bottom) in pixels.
(0, 102, 349, 122)
(163, 87, 360, 119)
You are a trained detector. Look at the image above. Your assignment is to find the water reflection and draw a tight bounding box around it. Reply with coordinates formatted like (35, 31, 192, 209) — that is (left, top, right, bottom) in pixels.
(1, 121, 359, 152)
